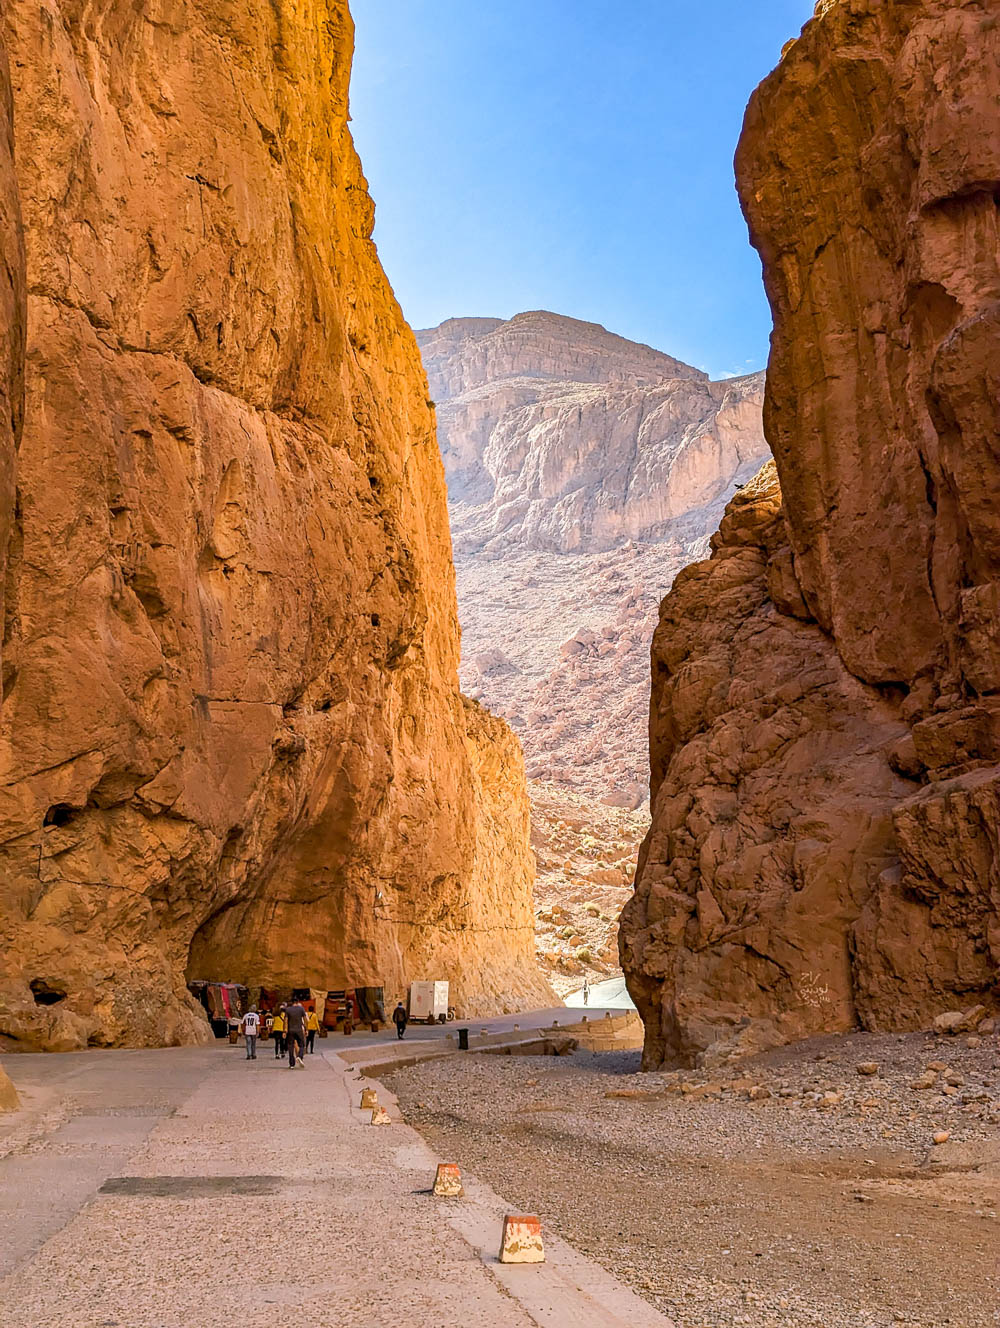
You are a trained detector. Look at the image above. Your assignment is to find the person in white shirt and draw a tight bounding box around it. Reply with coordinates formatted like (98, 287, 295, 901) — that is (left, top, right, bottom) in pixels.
(240, 1008, 260, 1060)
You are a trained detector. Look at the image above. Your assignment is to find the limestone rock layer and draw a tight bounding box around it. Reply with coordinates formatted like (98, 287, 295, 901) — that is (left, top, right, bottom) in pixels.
(421, 311, 763, 555)
(622, 0, 1000, 1067)
(0, 0, 549, 1051)
(419, 311, 769, 805)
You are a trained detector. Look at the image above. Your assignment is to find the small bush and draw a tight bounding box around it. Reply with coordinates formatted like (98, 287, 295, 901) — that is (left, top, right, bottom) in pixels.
(575, 947, 593, 963)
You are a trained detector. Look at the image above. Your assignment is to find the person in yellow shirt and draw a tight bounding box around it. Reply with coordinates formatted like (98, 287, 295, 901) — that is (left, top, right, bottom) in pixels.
(305, 1007, 320, 1055)
(271, 1007, 286, 1059)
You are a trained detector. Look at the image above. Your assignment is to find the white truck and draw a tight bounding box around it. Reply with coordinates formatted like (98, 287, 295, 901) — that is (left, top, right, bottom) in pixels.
(408, 980, 452, 1025)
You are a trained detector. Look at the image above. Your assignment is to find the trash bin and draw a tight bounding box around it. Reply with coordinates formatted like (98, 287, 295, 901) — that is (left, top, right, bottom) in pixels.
(227, 1029, 239, 1045)
(458, 1027, 469, 1051)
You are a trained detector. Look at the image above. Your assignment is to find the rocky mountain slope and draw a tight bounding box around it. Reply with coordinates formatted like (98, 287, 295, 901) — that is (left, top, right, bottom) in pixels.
(0, 0, 549, 1052)
(529, 781, 648, 998)
(622, 0, 1000, 1068)
(418, 312, 769, 808)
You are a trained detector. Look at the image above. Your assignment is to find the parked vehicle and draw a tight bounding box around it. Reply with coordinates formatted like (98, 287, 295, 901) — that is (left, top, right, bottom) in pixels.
(408, 980, 452, 1024)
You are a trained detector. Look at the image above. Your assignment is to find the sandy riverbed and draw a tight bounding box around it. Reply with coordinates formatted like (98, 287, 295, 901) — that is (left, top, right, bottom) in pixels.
(385, 1030, 1000, 1328)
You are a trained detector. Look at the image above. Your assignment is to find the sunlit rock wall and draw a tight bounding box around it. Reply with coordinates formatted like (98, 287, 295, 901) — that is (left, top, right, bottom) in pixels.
(623, 0, 1000, 1067)
(0, 0, 549, 1051)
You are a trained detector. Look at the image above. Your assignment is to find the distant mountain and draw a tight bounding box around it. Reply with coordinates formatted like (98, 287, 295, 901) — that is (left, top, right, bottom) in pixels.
(417, 311, 770, 809)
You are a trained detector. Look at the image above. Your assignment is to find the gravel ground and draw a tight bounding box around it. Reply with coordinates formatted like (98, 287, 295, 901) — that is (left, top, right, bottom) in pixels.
(385, 1029, 1000, 1328)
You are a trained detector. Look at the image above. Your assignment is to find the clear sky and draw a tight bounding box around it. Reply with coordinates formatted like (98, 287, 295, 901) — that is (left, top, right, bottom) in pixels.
(350, 1, 816, 380)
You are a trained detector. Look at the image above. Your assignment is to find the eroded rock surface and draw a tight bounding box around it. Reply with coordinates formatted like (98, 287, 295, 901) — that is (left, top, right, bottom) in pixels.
(0, 39, 22, 689)
(0, 1, 549, 1051)
(419, 312, 769, 805)
(622, 1, 1000, 1067)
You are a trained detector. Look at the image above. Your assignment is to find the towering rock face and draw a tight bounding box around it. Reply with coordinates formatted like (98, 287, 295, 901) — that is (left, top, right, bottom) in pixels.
(418, 312, 769, 806)
(0, 41, 23, 691)
(622, 0, 1000, 1067)
(0, 1, 549, 1052)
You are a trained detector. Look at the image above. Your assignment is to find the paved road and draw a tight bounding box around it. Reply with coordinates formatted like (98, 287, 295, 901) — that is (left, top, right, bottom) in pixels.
(564, 978, 636, 1010)
(0, 1024, 671, 1328)
(333, 1004, 618, 1051)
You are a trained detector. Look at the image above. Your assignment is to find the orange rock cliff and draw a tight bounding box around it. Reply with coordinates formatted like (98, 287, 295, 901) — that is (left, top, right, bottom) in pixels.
(0, 0, 549, 1051)
(622, 0, 1000, 1067)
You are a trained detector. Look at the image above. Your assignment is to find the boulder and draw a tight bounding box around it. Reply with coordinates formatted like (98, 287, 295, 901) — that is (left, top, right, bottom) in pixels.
(910, 1072, 938, 1092)
(933, 1007, 987, 1035)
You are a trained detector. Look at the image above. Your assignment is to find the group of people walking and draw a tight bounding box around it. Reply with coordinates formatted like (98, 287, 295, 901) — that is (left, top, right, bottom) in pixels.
(239, 1001, 320, 1068)
(237, 997, 410, 1067)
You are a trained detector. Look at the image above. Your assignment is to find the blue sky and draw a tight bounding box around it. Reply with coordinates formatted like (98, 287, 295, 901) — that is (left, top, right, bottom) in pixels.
(350, 1, 816, 380)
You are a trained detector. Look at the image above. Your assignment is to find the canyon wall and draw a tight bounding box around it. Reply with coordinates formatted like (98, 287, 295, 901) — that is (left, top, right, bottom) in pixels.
(0, 40, 22, 696)
(0, 0, 549, 1052)
(622, 0, 1000, 1067)
(419, 312, 769, 806)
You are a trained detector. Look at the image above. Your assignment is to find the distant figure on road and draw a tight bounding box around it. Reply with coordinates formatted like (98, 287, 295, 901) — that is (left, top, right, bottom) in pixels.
(583, 978, 590, 1007)
(393, 1002, 408, 1040)
(306, 1007, 320, 1054)
(240, 1007, 260, 1060)
(285, 999, 307, 1068)
(271, 1007, 286, 1059)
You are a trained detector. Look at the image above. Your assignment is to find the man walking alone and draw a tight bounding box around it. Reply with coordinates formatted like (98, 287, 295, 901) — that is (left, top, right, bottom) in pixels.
(285, 998, 307, 1069)
(240, 1007, 260, 1060)
(392, 1001, 408, 1041)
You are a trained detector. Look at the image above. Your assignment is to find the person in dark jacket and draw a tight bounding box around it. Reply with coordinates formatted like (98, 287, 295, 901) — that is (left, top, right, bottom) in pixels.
(392, 1002, 408, 1040)
(285, 999, 307, 1068)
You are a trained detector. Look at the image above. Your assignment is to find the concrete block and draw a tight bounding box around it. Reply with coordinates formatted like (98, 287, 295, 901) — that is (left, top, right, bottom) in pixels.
(360, 1087, 378, 1110)
(432, 1163, 464, 1197)
(498, 1214, 544, 1264)
(370, 1105, 392, 1125)
(0, 1066, 19, 1113)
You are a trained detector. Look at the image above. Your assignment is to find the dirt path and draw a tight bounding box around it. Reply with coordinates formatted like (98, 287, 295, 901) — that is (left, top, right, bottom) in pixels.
(385, 1030, 1000, 1328)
